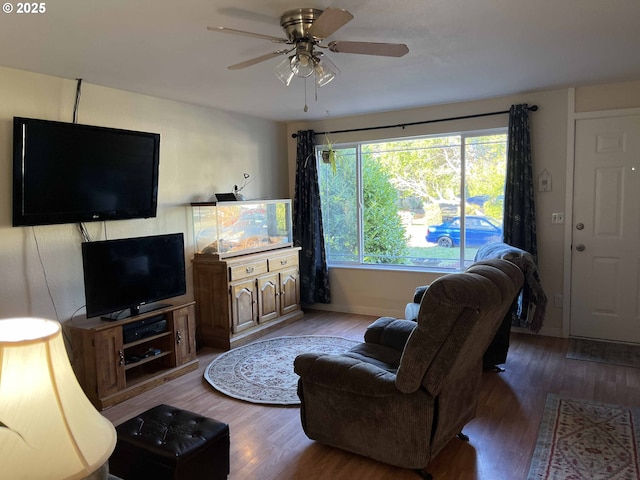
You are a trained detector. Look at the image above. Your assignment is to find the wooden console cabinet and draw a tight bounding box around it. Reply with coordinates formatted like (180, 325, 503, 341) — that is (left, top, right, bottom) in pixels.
(193, 247, 304, 350)
(68, 302, 198, 410)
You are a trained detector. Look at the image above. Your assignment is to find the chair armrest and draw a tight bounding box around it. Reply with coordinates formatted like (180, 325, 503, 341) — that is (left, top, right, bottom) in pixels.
(364, 317, 416, 352)
(413, 285, 429, 303)
(294, 353, 398, 397)
(405, 302, 420, 321)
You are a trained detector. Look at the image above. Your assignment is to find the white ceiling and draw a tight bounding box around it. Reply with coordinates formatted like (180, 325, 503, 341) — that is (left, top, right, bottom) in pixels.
(1, 0, 639, 122)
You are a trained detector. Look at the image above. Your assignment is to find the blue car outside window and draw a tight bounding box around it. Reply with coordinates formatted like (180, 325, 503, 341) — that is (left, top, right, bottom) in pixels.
(425, 216, 502, 247)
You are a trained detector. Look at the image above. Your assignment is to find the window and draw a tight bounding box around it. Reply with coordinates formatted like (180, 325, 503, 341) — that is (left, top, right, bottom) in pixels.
(317, 129, 507, 271)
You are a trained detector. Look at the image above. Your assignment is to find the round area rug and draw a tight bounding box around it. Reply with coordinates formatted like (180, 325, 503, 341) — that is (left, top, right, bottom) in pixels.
(204, 335, 359, 405)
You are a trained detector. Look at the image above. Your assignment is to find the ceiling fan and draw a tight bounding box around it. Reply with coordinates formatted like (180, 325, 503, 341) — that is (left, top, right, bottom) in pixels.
(207, 7, 409, 88)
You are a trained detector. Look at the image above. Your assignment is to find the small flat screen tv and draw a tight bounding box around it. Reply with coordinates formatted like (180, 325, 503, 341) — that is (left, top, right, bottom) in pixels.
(13, 116, 160, 226)
(81, 233, 186, 320)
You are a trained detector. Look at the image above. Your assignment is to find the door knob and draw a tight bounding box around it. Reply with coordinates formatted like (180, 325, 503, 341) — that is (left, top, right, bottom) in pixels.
(576, 244, 585, 252)
(576, 223, 584, 230)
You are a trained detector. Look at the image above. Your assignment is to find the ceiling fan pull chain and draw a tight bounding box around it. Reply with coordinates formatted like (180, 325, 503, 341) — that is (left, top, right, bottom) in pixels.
(315, 77, 319, 103)
(304, 77, 309, 112)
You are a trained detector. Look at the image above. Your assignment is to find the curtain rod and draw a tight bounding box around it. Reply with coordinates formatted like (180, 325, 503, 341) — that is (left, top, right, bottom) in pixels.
(291, 104, 538, 139)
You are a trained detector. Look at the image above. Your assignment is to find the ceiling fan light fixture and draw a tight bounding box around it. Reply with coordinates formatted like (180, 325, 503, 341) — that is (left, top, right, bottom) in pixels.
(314, 54, 340, 87)
(274, 56, 296, 86)
(288, 41, 315, 78)
(290, 54, 314, 78)
(213, 7, 411, 94)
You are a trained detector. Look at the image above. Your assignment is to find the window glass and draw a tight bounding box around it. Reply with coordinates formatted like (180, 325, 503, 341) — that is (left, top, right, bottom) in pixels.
(318, 147, 359, 262)
(317, 130, 507, 271)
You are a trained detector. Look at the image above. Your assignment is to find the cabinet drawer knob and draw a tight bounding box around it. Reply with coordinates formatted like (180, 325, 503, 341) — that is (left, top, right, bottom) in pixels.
(280, 260, 288, 265)
(246, 266, 255, 273)
(176, 330, 182, 345)
(118, 350, 125, 367)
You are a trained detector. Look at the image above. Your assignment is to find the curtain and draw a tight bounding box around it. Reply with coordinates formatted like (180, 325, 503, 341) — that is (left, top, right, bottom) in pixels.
(504, 104, 537, 257)
(504, 104, 545, 328)
(293, 130, 331, 305)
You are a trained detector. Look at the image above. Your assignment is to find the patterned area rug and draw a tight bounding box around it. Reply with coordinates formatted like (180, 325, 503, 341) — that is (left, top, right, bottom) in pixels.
(567, 338, 640, 368)
(203, 335, 359, 405)
(528, 394, 640, 480)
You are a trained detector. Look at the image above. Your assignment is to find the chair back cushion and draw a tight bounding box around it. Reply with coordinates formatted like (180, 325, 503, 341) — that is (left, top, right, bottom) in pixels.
(395, 259, 524, 395)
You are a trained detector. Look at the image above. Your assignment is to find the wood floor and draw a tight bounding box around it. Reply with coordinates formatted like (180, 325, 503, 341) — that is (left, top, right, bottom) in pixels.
(102, 310, 640, 480)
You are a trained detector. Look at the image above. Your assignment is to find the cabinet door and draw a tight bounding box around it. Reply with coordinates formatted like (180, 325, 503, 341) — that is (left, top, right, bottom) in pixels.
(280, 267, 301, 315)
(257, 273, 280, 324)
(94, 328, 126, 397)
(173, 305, 197, 365)
(230, 279, 258, 333)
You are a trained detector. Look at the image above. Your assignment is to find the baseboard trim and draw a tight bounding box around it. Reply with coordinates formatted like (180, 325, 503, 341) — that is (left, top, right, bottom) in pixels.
(306, 303, 401, 319)
(512, 325, 564, 338)
(308, 304, 565, 338)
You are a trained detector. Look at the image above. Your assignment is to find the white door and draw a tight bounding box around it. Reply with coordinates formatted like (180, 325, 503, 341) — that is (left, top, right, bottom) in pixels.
(571, 114, 640, 343)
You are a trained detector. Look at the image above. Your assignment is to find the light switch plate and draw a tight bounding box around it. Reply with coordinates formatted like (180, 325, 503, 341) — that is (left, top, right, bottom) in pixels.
(538, 171, 552, 192)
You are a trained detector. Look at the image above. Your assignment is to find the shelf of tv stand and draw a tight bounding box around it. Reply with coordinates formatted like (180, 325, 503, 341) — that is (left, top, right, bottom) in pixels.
(124, 350, 171, 371)
(124, 331, 172, 349)
(68, 300, 198, 410)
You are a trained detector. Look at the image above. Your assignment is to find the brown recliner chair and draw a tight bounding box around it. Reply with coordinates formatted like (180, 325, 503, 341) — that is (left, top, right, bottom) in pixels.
(405, 242, 546, 371)
(294, 259, 524, 478)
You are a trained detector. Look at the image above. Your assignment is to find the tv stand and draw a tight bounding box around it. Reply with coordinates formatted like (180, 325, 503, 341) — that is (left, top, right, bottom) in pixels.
(68, 301, 198, 410)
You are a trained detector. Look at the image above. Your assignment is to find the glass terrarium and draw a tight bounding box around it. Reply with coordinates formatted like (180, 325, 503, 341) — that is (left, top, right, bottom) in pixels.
(191, 199, 293, 259)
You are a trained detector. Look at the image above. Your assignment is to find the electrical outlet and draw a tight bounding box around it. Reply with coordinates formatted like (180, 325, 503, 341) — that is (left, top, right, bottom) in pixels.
(551, 213, 564, 224)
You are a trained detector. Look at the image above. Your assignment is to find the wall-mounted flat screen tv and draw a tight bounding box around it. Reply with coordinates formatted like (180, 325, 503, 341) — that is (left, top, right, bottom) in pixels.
(13, 117, 160, 226)
(81, 233, 186, 320)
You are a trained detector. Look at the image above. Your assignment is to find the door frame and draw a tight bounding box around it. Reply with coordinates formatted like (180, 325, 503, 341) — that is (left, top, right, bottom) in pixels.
(562, 90, 640, 337)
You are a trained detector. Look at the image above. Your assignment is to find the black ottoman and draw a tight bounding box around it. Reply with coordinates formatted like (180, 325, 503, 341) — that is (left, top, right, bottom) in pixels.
(109, 404, 230, 480)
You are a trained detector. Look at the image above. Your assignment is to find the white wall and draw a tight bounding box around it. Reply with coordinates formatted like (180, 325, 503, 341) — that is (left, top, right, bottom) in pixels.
(575, 80, 640, 112)
(287, 89, 569, 336)
(0, 66, 287, 325)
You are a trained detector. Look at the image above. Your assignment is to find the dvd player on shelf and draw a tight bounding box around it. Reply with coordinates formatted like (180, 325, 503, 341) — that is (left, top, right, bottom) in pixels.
(122, 315, 167, 344)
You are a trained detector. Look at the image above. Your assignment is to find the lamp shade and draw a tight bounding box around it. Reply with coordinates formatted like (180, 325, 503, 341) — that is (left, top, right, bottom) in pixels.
(0, 318, 116, 479)
(314, 54, 340, 87)
(274, 56, 296, 86)
(290, 52, 314, 78)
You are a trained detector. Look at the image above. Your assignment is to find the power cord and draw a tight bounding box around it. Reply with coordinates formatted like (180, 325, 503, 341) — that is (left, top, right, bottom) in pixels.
(77, 223, 91, 242)
(31, 227, 60, 324)
(73, 78, 82, 124)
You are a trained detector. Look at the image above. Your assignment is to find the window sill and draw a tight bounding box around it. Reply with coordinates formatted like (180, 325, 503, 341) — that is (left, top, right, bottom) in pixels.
(327, 263, 461, 274)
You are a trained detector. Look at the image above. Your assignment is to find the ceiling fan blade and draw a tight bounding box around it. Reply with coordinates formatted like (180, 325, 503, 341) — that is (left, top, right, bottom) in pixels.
(227, 50, 289, 70)
(308, 8, 354, 39)
(328, 41, 409, 57)
(207, 26, 288, 43)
